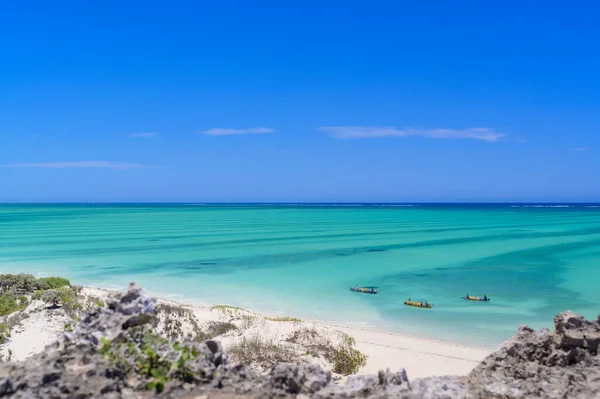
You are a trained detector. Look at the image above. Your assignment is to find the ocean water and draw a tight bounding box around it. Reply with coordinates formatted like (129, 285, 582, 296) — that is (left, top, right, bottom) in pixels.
(1, 203, 599, 348)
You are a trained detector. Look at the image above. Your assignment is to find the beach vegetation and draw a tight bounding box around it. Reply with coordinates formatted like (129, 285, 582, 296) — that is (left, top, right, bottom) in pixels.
(38, 276, 71, 290)
(71, 284, 83, 295)
(40, 289, 65, 307)
(205, 321, 237, 337)
(193, 321, 237, 342)
(0, 323, 10, 344)
(210, 304, 248, 319)
(331, 335, 368, 375)
(211, 304, 245, 312)
(59, 288, 83, 316)
(0, 274, 40, 293)
(32, 290, 44, 300)
(99, 325, 212, 394)
(84, 296, 105, 310)
(286, 327, 335, 358)
(228, 334, 297, 369)
(0, 274, 78, 318)
(39, 285, 83, 316)
(153, 303, 200, 341)
(0, 293, 28, 317)
(0, 273, 72, 294)
(240, 315, 256, 330)
(285, 327, 368, 375)
(150, 303, 236, 342)
(17, 296, 28, 307)
(265, 315, 302, 323)
(159, 303, 188, 316)
(6, 311, 29, 329)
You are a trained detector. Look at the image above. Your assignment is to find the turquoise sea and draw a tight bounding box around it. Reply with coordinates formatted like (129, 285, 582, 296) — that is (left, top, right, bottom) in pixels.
(1, 204, 599, 347)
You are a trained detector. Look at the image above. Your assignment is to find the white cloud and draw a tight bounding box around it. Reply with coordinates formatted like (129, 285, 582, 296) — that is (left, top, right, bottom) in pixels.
(571, 147, 588, 152)
(319, 126, 505, 141)
(5, 161, 144, 169)
(202, 127, 275, 136)
(128, 132, 158, 138)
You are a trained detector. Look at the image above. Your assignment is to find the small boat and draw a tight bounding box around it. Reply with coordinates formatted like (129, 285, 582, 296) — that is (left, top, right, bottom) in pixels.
(404, 300, 434, 308)
(461, 295, 490, 302)
(350, 286, 378, 294)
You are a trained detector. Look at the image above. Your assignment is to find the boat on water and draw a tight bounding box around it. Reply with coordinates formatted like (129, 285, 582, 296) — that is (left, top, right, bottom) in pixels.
(350, 286, 378, 294)
(462, 295, 490, 302)
(404, 300, 434, 308)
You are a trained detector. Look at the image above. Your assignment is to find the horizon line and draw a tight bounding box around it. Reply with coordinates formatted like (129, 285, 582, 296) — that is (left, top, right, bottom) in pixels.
(1, 201, 600, 205)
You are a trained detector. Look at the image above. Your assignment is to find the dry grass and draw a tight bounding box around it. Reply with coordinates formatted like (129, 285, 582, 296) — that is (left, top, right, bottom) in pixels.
(240, 315, 256, 330)
(152, 303, 238, 343)
(210, 305, 245, 312)
(83, 296, 105, 310)
(285, 327, 368, 375)
(286, 326, 335, 360)
(193, 321, 237, 342)
(153, 303, 203, 341)
(228, 334, 298, 369)
(5, 311, 29, 329)
(264, 315, 302, 323)
(210, 304, 248, 320)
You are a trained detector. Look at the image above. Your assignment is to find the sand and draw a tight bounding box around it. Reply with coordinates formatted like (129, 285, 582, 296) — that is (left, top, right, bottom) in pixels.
(1, 299, 70, 362)
(332, 325, 489, 379)
(1, 286, 492, 379)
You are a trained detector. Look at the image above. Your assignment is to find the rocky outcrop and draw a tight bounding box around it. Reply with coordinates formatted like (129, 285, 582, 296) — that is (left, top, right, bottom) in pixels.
(0, 283, 597, 399)
(467, 311, 600, 399)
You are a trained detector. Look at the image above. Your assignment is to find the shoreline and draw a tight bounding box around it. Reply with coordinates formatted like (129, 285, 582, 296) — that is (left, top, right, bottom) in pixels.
(94, 284, 496, 349)
(95, 283, 497, 351)
(85, 285, 493, 379)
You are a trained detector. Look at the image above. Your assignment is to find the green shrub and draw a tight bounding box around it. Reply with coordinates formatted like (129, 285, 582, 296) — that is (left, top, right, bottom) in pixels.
(83, 296, 105, 310)
(17, 295, 29, 307)
(71, 285, 83, 295)
(331, 336, 368, 375)
(38, 277, 71, 289)
(40, 290, 65, 306)
(32, 290, 44, 300)
(59, 289, 82, 316)
(0, 294, 25, 316)
(40, 286, 80, 309)
(100, 327, 208, 394)
(0, 274, 40, 293)
(0, 274, 73, 295)
(39, 286, 83, 316)
(0, 323, 10, 344)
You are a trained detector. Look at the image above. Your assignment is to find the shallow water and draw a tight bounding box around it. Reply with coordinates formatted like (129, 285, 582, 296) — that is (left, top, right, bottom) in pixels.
(1, 203, 599, 347)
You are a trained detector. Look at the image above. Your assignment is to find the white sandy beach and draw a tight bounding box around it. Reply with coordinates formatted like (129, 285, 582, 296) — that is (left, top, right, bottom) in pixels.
(1, 286, 492, 380)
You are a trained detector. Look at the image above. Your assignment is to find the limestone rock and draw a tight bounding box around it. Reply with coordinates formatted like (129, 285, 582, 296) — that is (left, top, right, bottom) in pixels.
(467, 311, 600, 399)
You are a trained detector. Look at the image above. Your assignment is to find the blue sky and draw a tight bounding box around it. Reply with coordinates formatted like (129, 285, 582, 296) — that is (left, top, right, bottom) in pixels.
(1, 1, 599, 202)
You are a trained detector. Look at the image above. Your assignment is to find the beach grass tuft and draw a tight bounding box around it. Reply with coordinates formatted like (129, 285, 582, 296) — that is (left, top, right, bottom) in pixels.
(210, 305, 246, 312)
(331, 335, 368, 375)
(228, 334, 297, 369)
(265, 315, 302, 323)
